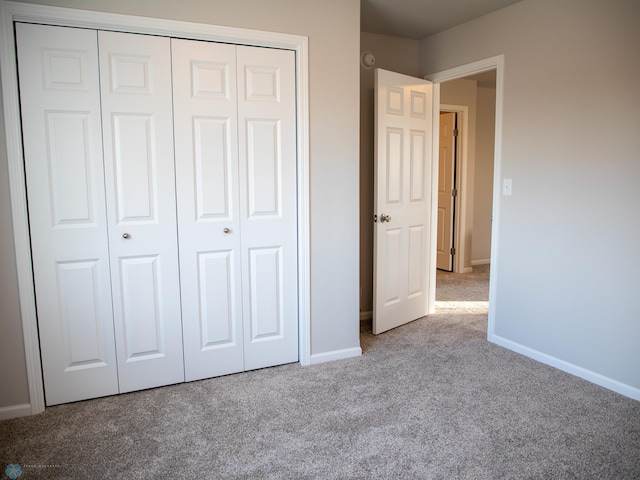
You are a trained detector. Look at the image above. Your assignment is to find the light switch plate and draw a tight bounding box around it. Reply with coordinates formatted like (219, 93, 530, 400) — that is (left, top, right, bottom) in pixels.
(503, 178, 512, 196)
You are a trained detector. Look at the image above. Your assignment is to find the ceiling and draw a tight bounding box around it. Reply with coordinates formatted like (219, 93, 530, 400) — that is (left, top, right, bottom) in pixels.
(361, 0, 522, 39)
(465, 70, 496, 88)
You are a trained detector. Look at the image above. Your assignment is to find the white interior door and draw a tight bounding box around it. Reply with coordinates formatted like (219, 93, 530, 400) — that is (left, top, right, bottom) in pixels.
(437, 112, 456, 271)
(373, 69, 433, 335)
(98, 31, 184, 392)
(16, 23, 119, 406)
(171, 38, 245, 381)
(237, 45, 299, 369)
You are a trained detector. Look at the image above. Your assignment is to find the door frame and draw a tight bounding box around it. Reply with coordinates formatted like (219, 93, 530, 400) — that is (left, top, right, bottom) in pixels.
(0, 0, 311, 415)
(425, 55, 503, 340)
(439, 105, 469, 274)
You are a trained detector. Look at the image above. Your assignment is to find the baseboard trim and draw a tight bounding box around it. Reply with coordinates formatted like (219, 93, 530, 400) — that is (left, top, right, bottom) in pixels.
(310, 347, 362, 365)
(488, 333, 640, 401)
(471, 259, 490, 266)
(0, 403, 32, 421)
(360, 311, 372, 321)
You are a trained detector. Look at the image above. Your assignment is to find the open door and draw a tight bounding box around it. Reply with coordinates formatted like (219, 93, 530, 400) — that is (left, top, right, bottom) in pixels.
(373, 69, 433, 334)
(436, 112, 456, 271)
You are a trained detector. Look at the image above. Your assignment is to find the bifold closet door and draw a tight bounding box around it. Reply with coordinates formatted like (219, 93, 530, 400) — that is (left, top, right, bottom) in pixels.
(172, 39, 299, 380)
(172, 39, 245, 381)
(98, 31, 185, 392)
(236, 46, 299, 370)
(18, 23, 298, 404)
(16, 23, 119, 406)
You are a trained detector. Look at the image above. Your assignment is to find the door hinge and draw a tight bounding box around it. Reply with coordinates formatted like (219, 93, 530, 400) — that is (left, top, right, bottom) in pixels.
(453, 128, 459, 137)
(450, 247, 455, 255)
(452, 188, 457, 197)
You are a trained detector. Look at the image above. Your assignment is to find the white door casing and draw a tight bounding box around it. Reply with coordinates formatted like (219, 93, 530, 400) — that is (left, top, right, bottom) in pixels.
(373, 69, 433, 335)
(427, 56, 504, 328)
(15, 23, 119, 406)
(436, 111, 456, 271)
(237, 45, 299, 369)
(98, 31, 185, 392)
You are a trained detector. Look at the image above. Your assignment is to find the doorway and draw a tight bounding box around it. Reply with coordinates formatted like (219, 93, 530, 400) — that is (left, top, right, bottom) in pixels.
(427, 57, 503, 338)
(361, 56, 503, 338)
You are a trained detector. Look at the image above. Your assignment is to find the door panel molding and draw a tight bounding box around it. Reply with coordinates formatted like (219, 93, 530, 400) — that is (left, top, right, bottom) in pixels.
(0, 0, 310, 415)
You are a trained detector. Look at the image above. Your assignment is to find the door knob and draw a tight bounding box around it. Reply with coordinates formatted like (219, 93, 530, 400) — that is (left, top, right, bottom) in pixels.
(223, 228, 230, 234)
(122, 233, 131, 239)
(380, 214, 391, 223)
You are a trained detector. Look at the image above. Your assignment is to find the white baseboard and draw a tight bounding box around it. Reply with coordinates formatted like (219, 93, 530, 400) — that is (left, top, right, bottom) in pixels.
(0, 403, 32, 421)
(488, 333, 640, 401)
(471, 259, 490, 266)
(310, 347, 362, 365)
(360, 311, 372, 321)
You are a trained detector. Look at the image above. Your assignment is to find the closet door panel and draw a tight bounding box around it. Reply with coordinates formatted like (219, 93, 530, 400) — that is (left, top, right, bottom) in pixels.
(16, 23, 119, 405)
(171, 39, 244, 381)
(111, 113, 157, 221)
(99, 31, 184, 392)
(119, 255, 164, 357)
(246, 119, 280, 216)
(248, 246, 283, 338)
(237, 46, 299, 370)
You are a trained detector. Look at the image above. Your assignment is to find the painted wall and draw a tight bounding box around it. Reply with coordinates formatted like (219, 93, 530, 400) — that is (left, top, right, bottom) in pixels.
(0, 88, 30, 408)
(0, 0, 361, 410)
(421, 0, 640, 396)
(359, 32, 421, 315)
(441, 79, 477, 272)
(473, 86, 495, 264)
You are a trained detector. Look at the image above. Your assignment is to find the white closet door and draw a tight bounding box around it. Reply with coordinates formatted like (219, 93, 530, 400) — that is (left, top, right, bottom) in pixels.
(98, 31, 184, 392)
(16, 23, 119, 405)
(237, 46, 298, 369)
(171, 38, 244, 381)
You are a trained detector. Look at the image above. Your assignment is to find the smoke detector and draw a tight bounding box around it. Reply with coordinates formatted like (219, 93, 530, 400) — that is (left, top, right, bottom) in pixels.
(360, 51, 376, 69)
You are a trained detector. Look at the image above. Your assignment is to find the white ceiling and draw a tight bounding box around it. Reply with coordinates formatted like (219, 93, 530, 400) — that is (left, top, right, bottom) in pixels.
(361, 0, 523, 39)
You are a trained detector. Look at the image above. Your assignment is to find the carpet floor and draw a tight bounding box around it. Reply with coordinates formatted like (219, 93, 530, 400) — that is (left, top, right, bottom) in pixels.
(1, 265, 639, 479)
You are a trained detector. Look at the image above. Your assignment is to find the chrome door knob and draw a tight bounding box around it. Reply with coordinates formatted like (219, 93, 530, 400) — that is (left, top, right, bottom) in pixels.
(122, 233, 131, 239)
(380, 214, 391, 223)
(223, 228, 230, 234)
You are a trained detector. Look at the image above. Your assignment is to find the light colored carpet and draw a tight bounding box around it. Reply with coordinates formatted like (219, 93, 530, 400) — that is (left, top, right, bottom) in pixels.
(1, 265, 639, 479)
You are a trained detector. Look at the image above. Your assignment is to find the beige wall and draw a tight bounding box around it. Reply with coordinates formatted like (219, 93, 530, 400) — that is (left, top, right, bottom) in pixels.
(473, 86, 495, 264)
(0, 0, 361, 410)
(359, 32, 421, 314)
(0, 87, 30, 407)
(421, 0, 640, 394)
